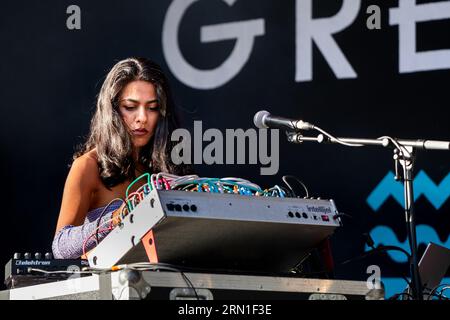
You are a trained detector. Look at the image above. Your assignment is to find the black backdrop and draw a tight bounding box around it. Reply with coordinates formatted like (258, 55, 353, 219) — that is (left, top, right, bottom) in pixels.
(1, 0, 449, 297)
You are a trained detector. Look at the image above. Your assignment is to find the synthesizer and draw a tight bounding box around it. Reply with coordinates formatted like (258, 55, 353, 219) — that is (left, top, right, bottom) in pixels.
(88, 190, 342, 272)
(4, 252, 89, 289)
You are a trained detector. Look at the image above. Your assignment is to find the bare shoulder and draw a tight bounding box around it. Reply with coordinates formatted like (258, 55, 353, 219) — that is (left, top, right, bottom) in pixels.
(72, 150, 97, 171)
(55, 149, 102, 232)
(69, 149, 101, 190)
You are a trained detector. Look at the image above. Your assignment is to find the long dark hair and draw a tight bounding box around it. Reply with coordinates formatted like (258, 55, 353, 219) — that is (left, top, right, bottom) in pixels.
(75, 57, 189, 188)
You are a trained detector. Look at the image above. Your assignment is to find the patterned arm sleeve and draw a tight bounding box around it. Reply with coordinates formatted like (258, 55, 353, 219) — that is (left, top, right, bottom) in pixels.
(52, 212, 115, 259)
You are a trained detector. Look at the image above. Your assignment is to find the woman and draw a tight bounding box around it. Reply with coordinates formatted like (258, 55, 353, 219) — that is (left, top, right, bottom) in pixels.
(52, 57, 189, 259)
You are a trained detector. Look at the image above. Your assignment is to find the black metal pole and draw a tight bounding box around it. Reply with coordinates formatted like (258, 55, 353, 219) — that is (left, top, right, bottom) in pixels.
(399, 149, 423, 300)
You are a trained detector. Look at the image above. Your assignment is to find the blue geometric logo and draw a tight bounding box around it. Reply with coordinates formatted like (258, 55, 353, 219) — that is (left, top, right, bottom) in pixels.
(366, 170, 450, 298)
(366, 225, 450, 263)
(367, 170, 450, 211)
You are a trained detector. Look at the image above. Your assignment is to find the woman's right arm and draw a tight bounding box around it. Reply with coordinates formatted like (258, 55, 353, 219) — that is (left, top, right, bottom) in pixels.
(55, 156, 97, 233)
(52, 155, 109, 259)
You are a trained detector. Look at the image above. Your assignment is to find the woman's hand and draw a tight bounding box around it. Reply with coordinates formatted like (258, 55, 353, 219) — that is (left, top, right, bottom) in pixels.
(82, 201, 127, 260)
(111, 201, 128, 227)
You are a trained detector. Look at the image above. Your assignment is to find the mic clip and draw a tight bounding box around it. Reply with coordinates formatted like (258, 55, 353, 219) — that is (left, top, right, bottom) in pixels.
(295, 120, 314, 131)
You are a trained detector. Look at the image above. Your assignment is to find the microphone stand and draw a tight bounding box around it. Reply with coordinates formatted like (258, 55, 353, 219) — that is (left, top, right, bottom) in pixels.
(287, 131, 450, 300)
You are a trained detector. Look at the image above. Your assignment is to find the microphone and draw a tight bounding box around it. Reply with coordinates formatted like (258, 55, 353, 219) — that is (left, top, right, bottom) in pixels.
(253, 110, 314, 131)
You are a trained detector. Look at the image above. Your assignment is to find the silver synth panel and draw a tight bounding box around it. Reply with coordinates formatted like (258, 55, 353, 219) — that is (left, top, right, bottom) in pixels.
(158, 190, 341, 227)
(88, 190, 342, 272)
